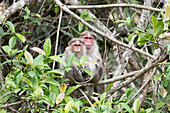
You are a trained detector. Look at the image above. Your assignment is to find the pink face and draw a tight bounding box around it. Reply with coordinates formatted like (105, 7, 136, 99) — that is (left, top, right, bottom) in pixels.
(83, 36, 94, 49)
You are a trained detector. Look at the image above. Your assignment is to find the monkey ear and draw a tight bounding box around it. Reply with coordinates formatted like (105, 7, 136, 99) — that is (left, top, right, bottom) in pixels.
(68, 41, 71, 46)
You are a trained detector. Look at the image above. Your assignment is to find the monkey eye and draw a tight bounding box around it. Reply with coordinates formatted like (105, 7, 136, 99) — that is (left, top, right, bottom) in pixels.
(84, 36, 93, 40)
(75, 44, 81, 46)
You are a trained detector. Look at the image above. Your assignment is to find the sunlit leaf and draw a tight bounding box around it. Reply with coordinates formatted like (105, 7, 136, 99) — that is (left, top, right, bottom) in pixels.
(6, 21, 15, 33)
(133, 98, 140, 113)
(59, 83, 67, 93)
(9, 36, 17, 48)
(43, 38, 51, 58)
(120, 103, 133, 113)
(82, 68, 93, 77)
(50, 56, 67, 68)
(47, 69, 64, 76)
(65, 85, 81, 95)
(42, 78, 59, 86)
(67, 53, 75, 67)
(24, 51, 33, 64)
(80, 55, 88, 65)
(2, 45, 11, 53)
(154, 74, 162, 81)
(16, 33, 26, 43)
(165, 5, 170, 20)
(65, 101, 72, 113)
(156, 102, 164, 110)
(152, 16, 158, 31)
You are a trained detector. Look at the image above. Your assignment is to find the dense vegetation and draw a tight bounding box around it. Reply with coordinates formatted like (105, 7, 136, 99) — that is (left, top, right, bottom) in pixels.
(0, 0, 170, 113)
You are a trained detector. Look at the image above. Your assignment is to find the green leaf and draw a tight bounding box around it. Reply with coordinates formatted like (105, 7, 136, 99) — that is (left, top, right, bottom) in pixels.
(125, 88, 133, 99)
(100, 92, 106, 102)
(9, 36, 17, 48)
(29, 18, 40, 25)
(120, 103, 133, 113)
(50, 56, 66, 68)
(156, 102, 164, 110)
(152, 16, 158, 31)
(33, 55, 43, 66)
(16, 33, 26, 43)
(24, 51, 33, 64)
(82, 68, 93, 77)
(133, 27, 145, 32)
(6, 21, 15, 33)
(118, 23, 126, 28)
(2, 45, 11, 53)
(49, 91, 57, 104)
(67, 53, 75, 67)
(153, 21, 164, 37)
(126, 17, 131, 25)
(167, 44, 170, 54)
(78, 21, 84, 32)
(22, 77, 33, 87)
(28, 71, 36, 78)
(42, 78, 59, 86)
(6, 80, 17, 88)
(80, 55, 88, 65)
(16, 71, 23, 86)
(105, 82, 114, 93)
(47, 69, 64, 76)
(128, 33, 135, 40)
(0, 110, 7, 113)
(133, 98, 140, 113)
(154, 74, 162, 81)
(43, 38, 51, 58)
(65, 85, 81, 95)
(162, 77, 168, 87)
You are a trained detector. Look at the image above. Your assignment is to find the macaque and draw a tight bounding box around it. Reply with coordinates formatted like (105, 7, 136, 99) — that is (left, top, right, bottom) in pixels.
(80, 31, 104, 94)
(60, 38, 87, 84)
(0, 3, 7, 15)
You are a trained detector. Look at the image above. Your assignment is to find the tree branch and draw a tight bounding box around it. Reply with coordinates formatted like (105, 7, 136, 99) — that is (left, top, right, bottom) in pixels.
(67, 4, 164, 12)
(108, 54, 168, 95)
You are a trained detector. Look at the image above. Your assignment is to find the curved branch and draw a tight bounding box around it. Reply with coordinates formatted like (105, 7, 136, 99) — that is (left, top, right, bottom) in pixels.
(67, 4, 164, 12)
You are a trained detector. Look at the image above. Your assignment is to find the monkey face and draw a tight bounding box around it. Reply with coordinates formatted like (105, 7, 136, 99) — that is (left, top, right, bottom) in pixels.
(72, 41, 82, 53)
(83, 36, 94, 49)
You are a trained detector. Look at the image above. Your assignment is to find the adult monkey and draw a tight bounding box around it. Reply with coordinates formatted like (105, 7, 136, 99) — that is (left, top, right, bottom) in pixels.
(80, 31, 104, 94)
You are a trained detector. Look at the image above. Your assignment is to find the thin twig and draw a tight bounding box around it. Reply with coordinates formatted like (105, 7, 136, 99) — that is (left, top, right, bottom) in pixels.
(0, 101, 22, 108)
(79, 88, 94, 108)
(52, 8, 63, 69)
(38, 0, 46, 14)
(67, 4, 164, 12)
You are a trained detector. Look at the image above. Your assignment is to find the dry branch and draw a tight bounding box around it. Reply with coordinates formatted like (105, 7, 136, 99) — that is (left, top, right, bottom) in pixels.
(67, 4, 164, 12)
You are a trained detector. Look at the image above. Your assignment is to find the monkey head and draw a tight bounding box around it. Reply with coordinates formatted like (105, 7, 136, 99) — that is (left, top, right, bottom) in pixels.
(68, 38, 85, 54)
(80, 31, 98, 49)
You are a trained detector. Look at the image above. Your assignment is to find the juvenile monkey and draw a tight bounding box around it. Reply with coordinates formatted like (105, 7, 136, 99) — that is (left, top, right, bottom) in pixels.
(60, 38, 86, 84)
